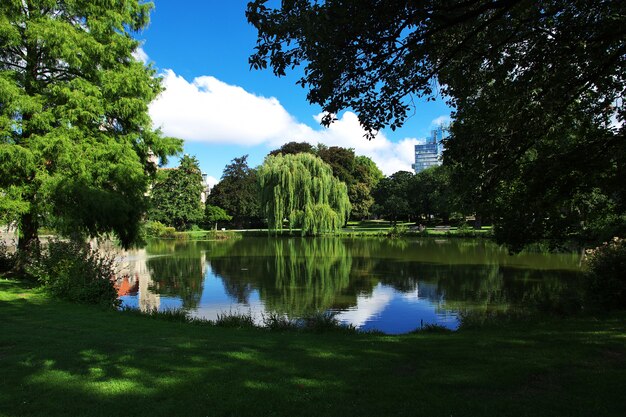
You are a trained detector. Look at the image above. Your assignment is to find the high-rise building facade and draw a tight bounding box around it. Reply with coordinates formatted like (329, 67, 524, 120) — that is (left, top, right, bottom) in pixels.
(412, 126, 447, 173)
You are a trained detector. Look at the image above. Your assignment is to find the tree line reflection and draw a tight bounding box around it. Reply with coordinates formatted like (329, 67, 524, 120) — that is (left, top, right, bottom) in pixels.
(133, 237, 583, 317)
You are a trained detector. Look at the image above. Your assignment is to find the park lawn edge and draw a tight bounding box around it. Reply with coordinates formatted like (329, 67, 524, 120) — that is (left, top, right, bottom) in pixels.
(1, 278, 625, 417)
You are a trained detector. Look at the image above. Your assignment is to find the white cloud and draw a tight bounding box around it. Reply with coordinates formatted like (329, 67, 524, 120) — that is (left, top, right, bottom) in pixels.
(132, 46, 149, 64)
(205, 175, 219, 189)
(150, 70, 298, 146)
(149, 70, 437, 175)
(430, 115, 451, 127)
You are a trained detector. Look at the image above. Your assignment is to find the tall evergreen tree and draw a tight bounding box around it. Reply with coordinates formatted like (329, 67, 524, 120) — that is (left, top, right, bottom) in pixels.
(258, 153, 351, 235)
(0, 0, 181, 254)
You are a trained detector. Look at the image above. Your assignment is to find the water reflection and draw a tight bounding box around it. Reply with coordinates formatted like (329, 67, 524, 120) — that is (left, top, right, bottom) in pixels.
(116, 237, 583, 334)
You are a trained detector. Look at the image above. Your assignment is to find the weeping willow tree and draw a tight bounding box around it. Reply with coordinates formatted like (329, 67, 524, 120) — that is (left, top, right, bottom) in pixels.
(258, 153, 351, 235)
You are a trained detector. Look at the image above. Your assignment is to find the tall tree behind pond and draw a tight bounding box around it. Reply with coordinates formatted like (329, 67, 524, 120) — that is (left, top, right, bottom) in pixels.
(0, 0, 182, 257)
(208, 155, 262, 229)
(149, 155, 204, 231)
(258, 153, 351, 234)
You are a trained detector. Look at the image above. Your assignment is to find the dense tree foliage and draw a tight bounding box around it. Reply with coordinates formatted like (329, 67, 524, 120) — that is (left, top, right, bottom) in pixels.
(149, 155, 204, 231)
(316, 145, 356, 186)
(410, 165, 460, 224)
(316, 145, 379, 219)
(247, 0, 625, 249)
(205, 204, 232, 231)
(267, 143, 383, 220)
(354, 156, 383, 189)
(268, 141, 315, 156)
(372, 171, 413, 225)
(350, 155, 384, 219)
(0, 0, 181, 254)
(208, 155, 261, 228)
(258, 153, 351, 234)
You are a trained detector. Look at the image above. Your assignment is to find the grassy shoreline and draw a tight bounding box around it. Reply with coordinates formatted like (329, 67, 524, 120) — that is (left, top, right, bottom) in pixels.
(1, 278, 625, 417)
(170, 222, 493, 240)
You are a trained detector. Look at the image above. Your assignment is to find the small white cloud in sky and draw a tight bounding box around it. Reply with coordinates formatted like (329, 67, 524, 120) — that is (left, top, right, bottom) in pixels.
(132, 46, 149, 64)
(430, 115, 451, 127)
(149, 70, 442, 175)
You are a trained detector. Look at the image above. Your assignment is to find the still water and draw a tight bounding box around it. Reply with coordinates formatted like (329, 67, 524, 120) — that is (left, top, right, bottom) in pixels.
(115, 237, 583, 334)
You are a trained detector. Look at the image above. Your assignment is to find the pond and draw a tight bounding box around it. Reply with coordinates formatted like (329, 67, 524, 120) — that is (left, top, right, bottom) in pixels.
(114, 237, 583, 334)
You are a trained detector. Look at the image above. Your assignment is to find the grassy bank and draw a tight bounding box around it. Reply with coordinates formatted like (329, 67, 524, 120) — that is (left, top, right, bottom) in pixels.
(169, 221, 493, 240)
(1, 279, 625, 417)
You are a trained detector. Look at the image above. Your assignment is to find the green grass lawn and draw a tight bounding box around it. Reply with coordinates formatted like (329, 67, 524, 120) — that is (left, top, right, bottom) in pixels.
(1, 279, 625, 417)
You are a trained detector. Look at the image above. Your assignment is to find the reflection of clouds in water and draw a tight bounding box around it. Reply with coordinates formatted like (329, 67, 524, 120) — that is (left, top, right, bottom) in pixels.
(335, 284, 394, 328)
(189, 300, 267, 325)
(400, 288, 420, 302)
(400, 282, 443, 304)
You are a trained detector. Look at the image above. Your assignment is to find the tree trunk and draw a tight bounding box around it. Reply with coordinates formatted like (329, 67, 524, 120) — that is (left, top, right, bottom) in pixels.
(14, 211, 39, 275)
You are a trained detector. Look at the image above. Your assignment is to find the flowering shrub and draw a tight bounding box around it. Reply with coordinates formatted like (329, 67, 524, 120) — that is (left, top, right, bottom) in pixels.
(584, 237, 626, 309)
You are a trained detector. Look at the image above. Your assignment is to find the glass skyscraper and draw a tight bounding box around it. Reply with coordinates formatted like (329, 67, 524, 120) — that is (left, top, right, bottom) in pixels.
(412, 126, 447, 173)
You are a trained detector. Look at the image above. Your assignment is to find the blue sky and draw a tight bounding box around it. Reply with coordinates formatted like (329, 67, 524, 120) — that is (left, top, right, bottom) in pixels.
(138, 1, 452, 185)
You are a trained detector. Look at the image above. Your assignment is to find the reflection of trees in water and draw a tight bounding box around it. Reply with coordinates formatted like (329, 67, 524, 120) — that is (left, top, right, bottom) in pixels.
(142, 237, 583, 315)
(373, 258, 582, 312)
(209, 238, 359, 316)
(270, 238, 353, 315)
(145, 254, 205, 309)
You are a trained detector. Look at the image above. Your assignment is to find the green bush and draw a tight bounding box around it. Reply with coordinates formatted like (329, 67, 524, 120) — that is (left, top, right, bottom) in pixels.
(299, 311, 357, 333)
(584, 237, 626, 310)
(0, 240, 16, 273)
(29, 240, 120, 308)
(145, 221, 177, 239)
(387, 224, 408, 238)
(215, 310, 255, 328)
(262, 312, 299, 331)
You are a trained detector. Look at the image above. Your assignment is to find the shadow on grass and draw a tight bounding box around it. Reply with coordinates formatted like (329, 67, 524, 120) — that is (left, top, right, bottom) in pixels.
(1, 280, 625, 417)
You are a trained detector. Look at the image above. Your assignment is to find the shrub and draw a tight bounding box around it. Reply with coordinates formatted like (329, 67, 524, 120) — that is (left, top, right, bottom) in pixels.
(456, 222, 473, 234)
(262, 312, 298, 331)
(144, 221, 178, 238)
(0, 240, 16, 273)
(584, 237, 626, 310)
(215, 310, 255, 328)
(299, 311, 356, 333)
(387, 224, 408, 238)
(29, 240, 120, 308)
(145, 221, 166, 237)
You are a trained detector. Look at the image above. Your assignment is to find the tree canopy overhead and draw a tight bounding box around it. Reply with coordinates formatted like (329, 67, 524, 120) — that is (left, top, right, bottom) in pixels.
(248, 0, 625, 248)
(247, 0, 624, 138)
(0, 0, 182, 252)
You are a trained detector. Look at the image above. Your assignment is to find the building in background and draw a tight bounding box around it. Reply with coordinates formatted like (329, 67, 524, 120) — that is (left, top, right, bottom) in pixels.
(412, 126, 448, 173)
(200, 173, 211, 203)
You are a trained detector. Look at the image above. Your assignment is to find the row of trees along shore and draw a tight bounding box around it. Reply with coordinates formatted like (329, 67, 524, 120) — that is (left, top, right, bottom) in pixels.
(1, 0, 624, 264)
(146, 143, 474, 236)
